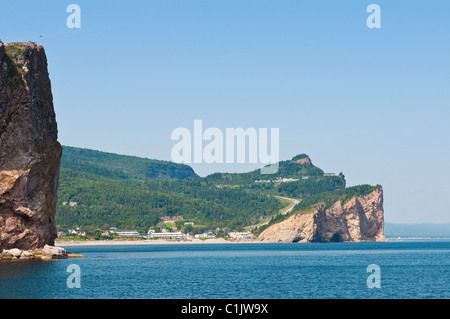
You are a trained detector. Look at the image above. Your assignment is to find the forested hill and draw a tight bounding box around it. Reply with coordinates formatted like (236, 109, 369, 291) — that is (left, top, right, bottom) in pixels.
(61, 146, 197, 180)
(206, 155, 324, 185)
(205, 154, 347, 199)
(56, 146, 282, 232)
(56, 146, 369, 235)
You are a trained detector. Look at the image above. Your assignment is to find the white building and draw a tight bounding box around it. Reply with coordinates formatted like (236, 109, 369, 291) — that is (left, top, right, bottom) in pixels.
(275, 178, 299, 183)
(68, 228, 86, 236)
(195, 231, 216, 238)
(228, 232, 254, 240)
(63, 202, 78, 207)
(110, 228, 141, 237)
(147, 230, 186, 240)
(255, 178, 299, 183)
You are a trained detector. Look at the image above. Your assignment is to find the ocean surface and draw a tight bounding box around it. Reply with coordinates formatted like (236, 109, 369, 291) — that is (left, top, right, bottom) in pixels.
(1, 240, 449, 299)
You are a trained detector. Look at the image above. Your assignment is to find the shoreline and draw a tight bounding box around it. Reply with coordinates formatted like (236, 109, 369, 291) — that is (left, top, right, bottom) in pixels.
(54, 237, 415, 247)
(2, 238, 445, 260)
(56, 238, 259, 247)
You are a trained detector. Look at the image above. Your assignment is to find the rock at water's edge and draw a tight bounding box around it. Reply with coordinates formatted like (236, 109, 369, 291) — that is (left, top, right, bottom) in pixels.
(41, 244, 67, 259)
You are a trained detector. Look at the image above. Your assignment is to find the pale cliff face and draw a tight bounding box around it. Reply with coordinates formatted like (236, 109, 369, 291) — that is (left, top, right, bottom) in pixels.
(258, 188, 385, 243)
(0, 42, 62, 250)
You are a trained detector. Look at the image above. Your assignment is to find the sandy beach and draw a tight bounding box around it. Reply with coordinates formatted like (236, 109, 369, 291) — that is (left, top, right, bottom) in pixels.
(55, 238, 259, 247)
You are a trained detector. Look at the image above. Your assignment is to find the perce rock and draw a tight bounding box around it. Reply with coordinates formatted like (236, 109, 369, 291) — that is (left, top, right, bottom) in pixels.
(0, 41, 62, 250)
(258, 188, 386, 243)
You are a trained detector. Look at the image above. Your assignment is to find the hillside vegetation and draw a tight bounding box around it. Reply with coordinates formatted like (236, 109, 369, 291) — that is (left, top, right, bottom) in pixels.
(57, 147, 281, 232)
(56, 146, 378, 235)
(61, 146, 197, 180)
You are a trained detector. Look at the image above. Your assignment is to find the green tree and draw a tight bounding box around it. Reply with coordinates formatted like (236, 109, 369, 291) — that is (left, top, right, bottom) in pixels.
(94, 229, 102, 240)
(182, 224, 194, 234)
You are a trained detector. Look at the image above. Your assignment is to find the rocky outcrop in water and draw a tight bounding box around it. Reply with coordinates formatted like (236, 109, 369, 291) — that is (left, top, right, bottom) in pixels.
(1, 248, 35, 260)
(258, 188, 386, 243)
(0, 245, 84, 261)
(0, 41, 62, 250)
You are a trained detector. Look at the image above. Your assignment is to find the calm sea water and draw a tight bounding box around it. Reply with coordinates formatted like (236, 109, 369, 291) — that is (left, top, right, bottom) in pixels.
(0, 240, 449, 299)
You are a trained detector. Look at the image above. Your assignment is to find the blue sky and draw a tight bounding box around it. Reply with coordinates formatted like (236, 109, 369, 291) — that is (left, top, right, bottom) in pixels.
(1, 1, 449, 223)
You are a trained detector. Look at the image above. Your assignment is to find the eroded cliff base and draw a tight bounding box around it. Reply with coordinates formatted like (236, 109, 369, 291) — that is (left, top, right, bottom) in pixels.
(258, 188, 386, 243)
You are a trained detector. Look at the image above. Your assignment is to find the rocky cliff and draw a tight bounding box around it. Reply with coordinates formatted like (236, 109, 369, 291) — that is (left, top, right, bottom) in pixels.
(0, 41, 62, 250)
(258, 188, 386, 243)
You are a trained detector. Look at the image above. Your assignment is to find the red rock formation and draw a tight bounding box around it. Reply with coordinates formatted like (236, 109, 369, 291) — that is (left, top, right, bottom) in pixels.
(0, 42, 62, 250)
(258, 188, 386, 243)
(294, 157, 312, 165)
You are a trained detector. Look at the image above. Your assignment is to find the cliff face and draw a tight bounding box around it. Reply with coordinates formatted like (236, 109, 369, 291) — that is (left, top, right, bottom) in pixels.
(0, 42, 62, 250)
(258, 188, 386, 243)
(293, 157, 312, 165)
